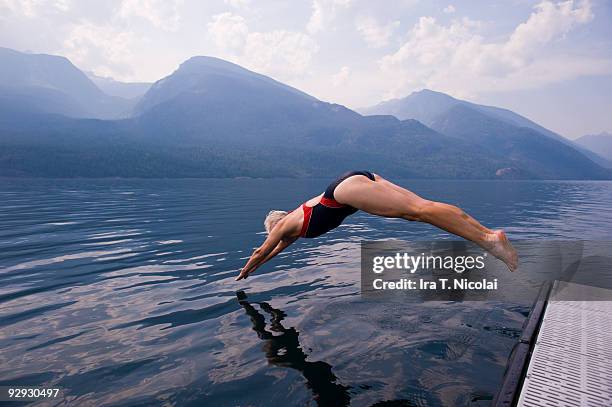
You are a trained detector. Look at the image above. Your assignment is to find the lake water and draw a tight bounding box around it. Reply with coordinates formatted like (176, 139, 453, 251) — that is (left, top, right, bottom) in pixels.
(1, 178, 611, 406)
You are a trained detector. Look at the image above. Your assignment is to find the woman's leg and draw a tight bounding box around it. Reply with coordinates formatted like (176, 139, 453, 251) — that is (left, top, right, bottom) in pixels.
(376, 175, 493, 236)
(334, 175, 518, 271)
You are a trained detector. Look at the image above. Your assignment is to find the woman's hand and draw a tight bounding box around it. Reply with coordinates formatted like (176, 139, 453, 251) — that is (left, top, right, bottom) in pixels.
(236, 266, 255, 281)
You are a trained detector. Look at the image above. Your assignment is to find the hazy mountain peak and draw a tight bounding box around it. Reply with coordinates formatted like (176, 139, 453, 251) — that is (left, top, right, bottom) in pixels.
(360, 88, 461, 126)
(0, 47, 101, 96)
(173, 56, 314, 102)
(362, 87, 612, 169)
(362, 88, 569, 141)
(577, 131, 612, 140)
(87, 71, 151, 100)
(575, 132, 612, 164)
(0, 47, 134, 119)
(410, 88, 456, 99)
(593, 131, 612, 137)
(170, 55, 293, 88)
(135, 55, 316, 115)
(179, 55, 247, 71)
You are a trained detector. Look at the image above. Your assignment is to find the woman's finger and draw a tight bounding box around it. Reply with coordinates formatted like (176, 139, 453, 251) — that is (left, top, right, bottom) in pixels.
(236, 269, 250, 281)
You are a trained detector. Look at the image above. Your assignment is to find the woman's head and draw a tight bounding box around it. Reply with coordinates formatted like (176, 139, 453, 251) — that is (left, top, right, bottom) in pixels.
(264, 210, 288, 233)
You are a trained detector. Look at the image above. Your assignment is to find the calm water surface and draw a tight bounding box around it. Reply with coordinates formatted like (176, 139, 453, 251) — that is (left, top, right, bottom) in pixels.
(1, 178, 611, 406)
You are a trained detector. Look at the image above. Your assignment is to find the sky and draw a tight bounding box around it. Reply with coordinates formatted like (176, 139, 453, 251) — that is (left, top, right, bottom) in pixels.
(0, 0, 611, 138)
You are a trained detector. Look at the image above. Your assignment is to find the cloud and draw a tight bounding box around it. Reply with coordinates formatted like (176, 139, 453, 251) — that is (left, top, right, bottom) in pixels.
(62, 22, 137, 79)
(504, 0, 592, 63)
(117, 0, 183, 32)
(443, 5, 455, 14)
(355, 16, 399, 48)
(207, 12, 249, 52)
(332, 66, 350, 87)
(207, 12, 319, 79)
(306, 1, 324, 34)
(223, 0, 250, 9)
(0, 0, 71, 18)
(243, 31, 319, 78)
(379, 0, 602, 99)
(306, 0, 351, 34)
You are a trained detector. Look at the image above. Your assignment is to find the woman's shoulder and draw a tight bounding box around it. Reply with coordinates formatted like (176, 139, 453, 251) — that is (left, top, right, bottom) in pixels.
(280, 209, 304, 238)
(304, 193, 324, 207)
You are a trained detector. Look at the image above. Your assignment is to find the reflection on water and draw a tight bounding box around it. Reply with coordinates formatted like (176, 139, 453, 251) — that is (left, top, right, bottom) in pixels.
(237, 290, 351, 407)
(0, 178, 611, 406)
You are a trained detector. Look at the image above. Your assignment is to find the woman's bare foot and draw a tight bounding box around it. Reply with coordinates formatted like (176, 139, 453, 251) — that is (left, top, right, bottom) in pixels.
(484, 230, 518, 272)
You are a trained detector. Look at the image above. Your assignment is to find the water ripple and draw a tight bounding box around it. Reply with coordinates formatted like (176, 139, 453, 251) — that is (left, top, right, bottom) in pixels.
(0, 178, 611, 406)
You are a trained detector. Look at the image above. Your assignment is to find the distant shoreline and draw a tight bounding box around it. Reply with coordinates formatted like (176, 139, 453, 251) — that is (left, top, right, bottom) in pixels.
(1, 176, 610, 182)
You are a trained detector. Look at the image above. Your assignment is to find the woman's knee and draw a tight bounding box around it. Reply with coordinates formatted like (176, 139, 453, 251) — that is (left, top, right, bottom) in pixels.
(401, 199, 436, 222)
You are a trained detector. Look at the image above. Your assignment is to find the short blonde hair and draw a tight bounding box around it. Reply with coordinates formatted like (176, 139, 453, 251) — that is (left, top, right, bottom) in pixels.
(264, 210, 288, 233)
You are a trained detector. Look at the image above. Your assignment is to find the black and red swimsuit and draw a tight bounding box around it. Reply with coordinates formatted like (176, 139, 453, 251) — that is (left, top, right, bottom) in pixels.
(298, 170, 375, 238)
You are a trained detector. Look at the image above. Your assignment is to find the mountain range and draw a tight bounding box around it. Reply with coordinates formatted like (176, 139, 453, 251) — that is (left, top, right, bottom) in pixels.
(87, 72, 151, 100)
(575, 132, 612, 163)
(361, 89, 612, 170)
(0, 47, 610, 180)
(0, 47, 137, 120)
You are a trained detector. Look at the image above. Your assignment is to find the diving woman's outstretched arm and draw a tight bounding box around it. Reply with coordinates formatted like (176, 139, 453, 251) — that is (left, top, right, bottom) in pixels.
(236, 217, 300, 281)
(259, 238, 298, 264)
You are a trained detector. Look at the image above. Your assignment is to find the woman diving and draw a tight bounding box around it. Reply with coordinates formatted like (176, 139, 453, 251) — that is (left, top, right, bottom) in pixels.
(236, 171, 518, 281)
